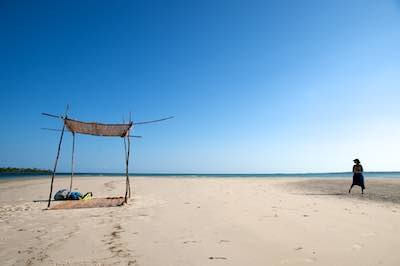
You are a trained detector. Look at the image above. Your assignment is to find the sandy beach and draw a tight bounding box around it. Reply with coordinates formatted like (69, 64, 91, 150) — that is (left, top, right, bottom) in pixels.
(1, 176, 400, 266)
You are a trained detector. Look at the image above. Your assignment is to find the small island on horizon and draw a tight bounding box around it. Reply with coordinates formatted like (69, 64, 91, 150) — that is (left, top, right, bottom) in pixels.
(0, 167, 52, 174)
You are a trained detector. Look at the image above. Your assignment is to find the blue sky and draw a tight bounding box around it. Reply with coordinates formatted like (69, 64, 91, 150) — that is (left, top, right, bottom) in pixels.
(1, 0, 399, 173)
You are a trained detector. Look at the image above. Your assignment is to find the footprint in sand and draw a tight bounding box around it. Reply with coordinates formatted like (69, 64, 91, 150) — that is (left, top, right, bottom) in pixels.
(209, 256, 227, 260)
(104, 223, 136, 262)
(281, 257, 316, 264)
(183, 240, 197, 244)
(363, 232, 376, 237)
(104, 181, 117, 192)
(352, 243, 363, 250)
(304, 257, 317, 263)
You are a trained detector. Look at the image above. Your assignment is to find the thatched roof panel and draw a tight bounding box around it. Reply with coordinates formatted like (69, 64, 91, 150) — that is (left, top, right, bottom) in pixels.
(65, 118, 132, 137)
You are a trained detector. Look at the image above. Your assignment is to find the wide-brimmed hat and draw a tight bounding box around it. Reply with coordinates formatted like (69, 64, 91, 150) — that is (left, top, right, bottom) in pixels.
(353, 159, 360, 163)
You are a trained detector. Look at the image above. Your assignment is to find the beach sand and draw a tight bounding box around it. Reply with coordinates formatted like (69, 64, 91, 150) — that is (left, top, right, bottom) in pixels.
(1, 176, 400, 265)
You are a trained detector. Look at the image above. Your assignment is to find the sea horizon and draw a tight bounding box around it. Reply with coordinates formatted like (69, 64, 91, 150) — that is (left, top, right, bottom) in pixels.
(2, 171, 400, 180)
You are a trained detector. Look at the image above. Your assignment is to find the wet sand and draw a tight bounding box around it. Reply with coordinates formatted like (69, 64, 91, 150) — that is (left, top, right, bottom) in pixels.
(285, 178, 400, 204)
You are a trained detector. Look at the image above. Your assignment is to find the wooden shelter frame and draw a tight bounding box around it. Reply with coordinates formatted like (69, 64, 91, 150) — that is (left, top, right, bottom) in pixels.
(42, 107, 173, 208)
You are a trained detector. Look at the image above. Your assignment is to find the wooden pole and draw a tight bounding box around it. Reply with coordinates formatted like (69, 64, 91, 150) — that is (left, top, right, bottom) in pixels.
(47, 121, 66, 208)
(47, 105, 69, 208)
(127, 132, 131, 198)
(124, 134, 129, 203)
(127, 114, 132, 199)
(69, 132, 75, 192)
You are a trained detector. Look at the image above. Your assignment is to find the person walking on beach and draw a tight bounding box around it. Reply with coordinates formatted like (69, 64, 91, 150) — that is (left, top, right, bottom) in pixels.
(349, 159, 365, 194)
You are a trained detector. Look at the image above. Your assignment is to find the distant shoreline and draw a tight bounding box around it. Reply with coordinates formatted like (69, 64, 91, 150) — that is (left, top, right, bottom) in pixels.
(0, 167, 51, 174)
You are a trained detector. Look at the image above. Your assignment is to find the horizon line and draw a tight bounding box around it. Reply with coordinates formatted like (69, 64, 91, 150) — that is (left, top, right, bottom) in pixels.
(3, 171, 400, 175)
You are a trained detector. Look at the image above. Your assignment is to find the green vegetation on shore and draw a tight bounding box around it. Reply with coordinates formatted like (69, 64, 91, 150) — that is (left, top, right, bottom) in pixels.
(0, 167, 52, 174)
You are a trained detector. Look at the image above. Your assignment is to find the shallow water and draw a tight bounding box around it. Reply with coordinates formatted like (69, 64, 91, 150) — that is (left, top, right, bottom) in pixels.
(1, 171, 400, 180)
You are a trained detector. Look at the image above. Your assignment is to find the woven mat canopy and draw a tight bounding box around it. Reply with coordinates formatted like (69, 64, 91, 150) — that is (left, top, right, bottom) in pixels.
(65, 118, 133, 137)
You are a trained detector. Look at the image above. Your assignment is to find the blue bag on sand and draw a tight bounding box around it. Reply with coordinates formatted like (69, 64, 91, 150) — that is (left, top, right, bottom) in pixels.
(68, 191, 82, 200)
(54, 189, 69, 200)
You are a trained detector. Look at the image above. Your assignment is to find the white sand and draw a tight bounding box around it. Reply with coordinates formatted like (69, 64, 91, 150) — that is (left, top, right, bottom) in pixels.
(1, 176, 400, 265)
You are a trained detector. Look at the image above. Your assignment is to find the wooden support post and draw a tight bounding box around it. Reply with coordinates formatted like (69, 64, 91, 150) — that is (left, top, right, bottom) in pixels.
(47, 121, 66, 208)
(127, 114, 131, 199)
(69, 132, 75, 192)
(127, 133, 131, 198)
(124, 134, 129, 203)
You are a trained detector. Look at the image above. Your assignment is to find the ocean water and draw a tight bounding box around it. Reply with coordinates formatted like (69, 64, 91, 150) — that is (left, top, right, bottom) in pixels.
(1, 172, 400, 180)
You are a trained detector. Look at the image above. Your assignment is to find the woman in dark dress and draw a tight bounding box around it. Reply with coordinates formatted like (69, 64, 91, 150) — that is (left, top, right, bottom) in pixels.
(349, 159, 365, 194)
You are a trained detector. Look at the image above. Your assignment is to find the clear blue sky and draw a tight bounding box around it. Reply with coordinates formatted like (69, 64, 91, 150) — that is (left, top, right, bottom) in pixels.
(1, 0, 399, 173)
